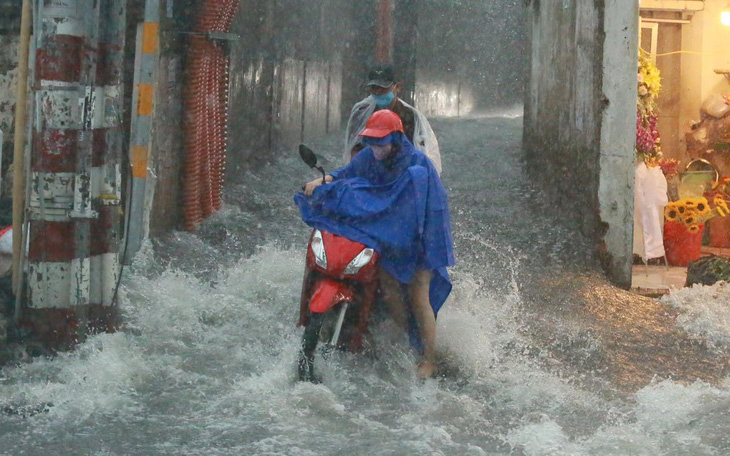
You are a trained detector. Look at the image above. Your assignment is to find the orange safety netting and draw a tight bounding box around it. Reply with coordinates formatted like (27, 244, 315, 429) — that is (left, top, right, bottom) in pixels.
(182, 0, 239, 230)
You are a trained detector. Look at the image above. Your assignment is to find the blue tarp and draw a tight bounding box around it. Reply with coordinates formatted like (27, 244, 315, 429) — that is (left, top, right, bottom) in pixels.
(294, 136, 454, 316)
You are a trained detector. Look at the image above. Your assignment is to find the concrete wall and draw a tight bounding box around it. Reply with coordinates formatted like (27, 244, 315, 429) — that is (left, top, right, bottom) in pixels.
(599, 1, 641, 288)
(149, 41, 185, 236)
(227, 0, 362, 173)
(524, 0, 638, 287)
(679, 1, 730, 164)
(680, 1, 730, 132)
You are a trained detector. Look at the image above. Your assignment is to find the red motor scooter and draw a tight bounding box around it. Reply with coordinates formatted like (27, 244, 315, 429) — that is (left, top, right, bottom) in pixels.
(296, 145, 380, 382)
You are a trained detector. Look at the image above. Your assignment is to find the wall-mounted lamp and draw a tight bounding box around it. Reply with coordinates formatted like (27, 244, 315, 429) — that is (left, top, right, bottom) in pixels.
(722, 3, 730, 26)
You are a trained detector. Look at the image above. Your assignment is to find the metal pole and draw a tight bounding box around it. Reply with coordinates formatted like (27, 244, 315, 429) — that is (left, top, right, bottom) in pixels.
(124, 0, 160, 264)
(11, 0, 32, 296)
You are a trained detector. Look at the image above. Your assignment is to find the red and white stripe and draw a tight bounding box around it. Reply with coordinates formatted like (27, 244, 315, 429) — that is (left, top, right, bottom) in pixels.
(24, 2, 124, 346)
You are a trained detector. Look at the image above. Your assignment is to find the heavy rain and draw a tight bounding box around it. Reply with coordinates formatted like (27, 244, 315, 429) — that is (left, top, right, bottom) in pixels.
(1, 1, 730, 455)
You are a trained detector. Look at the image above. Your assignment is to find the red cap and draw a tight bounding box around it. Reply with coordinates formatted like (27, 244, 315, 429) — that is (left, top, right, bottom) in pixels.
(359, 110, 404, 138)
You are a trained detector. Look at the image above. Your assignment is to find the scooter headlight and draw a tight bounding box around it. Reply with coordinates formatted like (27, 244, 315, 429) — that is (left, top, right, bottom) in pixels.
(344, 248, 374, 275)
(311, 230, 327, 269)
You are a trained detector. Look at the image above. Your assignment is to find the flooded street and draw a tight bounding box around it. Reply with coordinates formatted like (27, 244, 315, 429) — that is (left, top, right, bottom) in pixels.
(2, 111, 730, 455)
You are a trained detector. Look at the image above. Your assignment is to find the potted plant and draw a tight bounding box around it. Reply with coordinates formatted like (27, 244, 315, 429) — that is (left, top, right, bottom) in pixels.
(664, 194, 729, 266)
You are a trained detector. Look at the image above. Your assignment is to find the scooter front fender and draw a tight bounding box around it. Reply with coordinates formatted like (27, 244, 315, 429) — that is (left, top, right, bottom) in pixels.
(309, 278, 355, 314)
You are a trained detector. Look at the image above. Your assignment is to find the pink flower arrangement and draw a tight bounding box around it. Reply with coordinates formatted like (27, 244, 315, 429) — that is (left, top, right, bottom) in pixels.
(636, 110, 659, 156)
(658, 158, 680, 177)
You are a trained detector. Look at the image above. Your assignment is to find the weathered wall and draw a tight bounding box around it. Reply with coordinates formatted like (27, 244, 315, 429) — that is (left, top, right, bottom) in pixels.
(227, 0, 362, 173)
(150, 1, 192, 235)
(524, 0, 637, 287)
(598, 0, 640, 288)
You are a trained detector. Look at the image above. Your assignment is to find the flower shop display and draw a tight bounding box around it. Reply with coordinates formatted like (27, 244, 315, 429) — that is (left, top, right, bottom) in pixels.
(663, 194, 729, 265)
(707, 176, 730, 247)
(636, 49, 662, 164)
(634, 50, 669, 263)
(663, 220, 704, 266)
(659, 158, 680, 178)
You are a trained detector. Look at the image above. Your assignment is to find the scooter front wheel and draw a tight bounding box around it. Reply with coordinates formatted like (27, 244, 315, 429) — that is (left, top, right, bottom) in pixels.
(298, 313, 325, 382)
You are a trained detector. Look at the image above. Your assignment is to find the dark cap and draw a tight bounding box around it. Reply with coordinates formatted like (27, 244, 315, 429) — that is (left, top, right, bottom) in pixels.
(365, 65, 396, 88)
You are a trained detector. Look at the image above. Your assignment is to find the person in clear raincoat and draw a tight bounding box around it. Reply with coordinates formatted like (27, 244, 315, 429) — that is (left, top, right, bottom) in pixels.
(344, 65, 442, 174)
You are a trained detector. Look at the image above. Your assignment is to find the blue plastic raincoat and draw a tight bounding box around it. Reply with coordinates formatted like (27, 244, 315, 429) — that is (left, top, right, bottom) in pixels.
(294, 136, 454, 316)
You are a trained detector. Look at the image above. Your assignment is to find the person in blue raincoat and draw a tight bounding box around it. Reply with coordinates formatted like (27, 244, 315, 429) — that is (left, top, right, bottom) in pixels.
(295, 109, 454, 379)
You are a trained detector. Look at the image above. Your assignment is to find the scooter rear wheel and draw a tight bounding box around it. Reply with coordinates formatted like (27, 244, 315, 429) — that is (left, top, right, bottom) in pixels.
(298, 313, 325, 382)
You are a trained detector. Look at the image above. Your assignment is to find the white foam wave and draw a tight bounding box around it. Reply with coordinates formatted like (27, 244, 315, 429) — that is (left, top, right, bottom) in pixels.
(662, 282, 730, 349)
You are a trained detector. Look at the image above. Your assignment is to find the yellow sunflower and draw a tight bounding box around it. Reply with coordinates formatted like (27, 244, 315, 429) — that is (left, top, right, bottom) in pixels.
(683, 198, 698, 209)
(714, 195, 729, 214)
(695, 197, 710, 216)
(683, 209, 699, 225)
(687, 224, 701, 234)
(664, 205, 679, 222)
(638, 49, 661, 98)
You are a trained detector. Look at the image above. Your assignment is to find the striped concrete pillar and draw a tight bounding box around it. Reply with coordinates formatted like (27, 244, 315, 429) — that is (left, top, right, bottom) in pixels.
(88, 1, 126, 332)
(24, 0, 125, 348)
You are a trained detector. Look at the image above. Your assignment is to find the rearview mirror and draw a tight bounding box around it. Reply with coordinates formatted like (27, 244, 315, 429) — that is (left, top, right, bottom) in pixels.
(299, 144, 318, 169)
(298, 144, 327, 185)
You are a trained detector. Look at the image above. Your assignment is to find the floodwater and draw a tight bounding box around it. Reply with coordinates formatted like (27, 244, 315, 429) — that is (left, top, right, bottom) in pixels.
(2, 110, 730, 455)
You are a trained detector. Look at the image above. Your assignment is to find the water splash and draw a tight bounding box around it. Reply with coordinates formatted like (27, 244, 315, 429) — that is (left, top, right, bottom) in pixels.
(2, 116, 730, 455)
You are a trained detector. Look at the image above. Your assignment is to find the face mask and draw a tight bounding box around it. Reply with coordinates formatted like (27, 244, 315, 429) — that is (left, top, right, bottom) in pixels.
(372, 91, 395, 108)
(371, 144, 393, 161)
